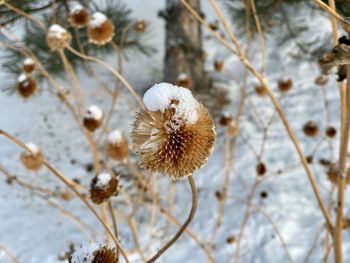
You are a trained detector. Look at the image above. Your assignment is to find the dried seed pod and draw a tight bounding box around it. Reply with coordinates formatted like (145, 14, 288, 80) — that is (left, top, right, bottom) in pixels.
(90, 173, 120, 204)
(260, 191, 268, 198)
(20, 142, 43, 171)
(326, 163, 350, 185)
(214, 59, 224, 72)
(46, 24, 71, 51)
(325, 126, 337, 138)
(17, 73, 37, 98)
(219, 112, 232, 126)
(314, 75, 328, 86)
(69, 4, 89, 28)
(209, 20, 219, 31)
(306, 155, 313, 164)
(226, 236, 235, 244)
(88, 12, 115, 46)
(215, 190, 224, 200)
(83, 105, 103, 132)
(105, 130, 128, 161)
(176, 73, 193, 89)
(256, 162, 266, 176)
(132, 82, 216, 179)
(23, 58, 35, 74)
(319, 158, 331, 167)
(134, 18, 147, 33)
(278, 78, 292, 92)
(303, 121, 319, 137)
(255, 85, 266, 96)
(69, 244, 118, 263)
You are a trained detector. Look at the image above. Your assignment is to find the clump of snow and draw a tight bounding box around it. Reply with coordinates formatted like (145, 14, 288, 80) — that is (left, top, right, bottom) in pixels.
(48, 24, 68, 39)
(143, 82, 199, 125)
(177, 73, 188, 81)
(69, 243, 100, 263)
(90, 12, 107, 28)
(108, 130, 124, 144)
(95, 173, 112, 188)
(23, 58, 34, 66)
(85, 105, 103, 120)
(25, 142, 40, 155)
(70, 2, 84, 13)
(17, 73, 28, 83)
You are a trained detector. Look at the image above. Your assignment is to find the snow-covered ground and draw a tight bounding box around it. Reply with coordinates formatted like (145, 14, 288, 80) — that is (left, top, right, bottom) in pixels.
(0, 1, 349, 263)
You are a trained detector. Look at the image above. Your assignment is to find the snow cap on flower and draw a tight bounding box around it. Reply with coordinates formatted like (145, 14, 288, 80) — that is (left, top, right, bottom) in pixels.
(17, 73, 37, 98)
(69, 3, 89, 28)
(83, 105, 103, 132)
(105, 130, 129, 161)
(69, 244, 118, 263)
(46, 24, 71, 50)
(132, 82, 216, 179)
(23, 58, 35, 74)
(90, 172, 120, 204)
(88, 12, 115, 45)
(176, 73, 193, 89)
(20, 142, 43, 171)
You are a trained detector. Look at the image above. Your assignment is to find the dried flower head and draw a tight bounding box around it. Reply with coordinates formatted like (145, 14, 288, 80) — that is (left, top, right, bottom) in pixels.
(132, 82, 216, 179)
(83, 105, 103, 132)
(20, 142, 43, 171)
(105, 130, 129, 161)
(69, 244, 118, 263)
(326, 163, 350, 185)
(134, 18, 147, 33)
(17, 73, 37, 98)
(303, 121, 319, 137)
(255, 84, 266, 96)
(69, 4, 89, 28)
(46, 24, 71, 51)
(176, 73, 193, 89)
(325, 126, 337, 138)
(256, 162, 266, 176)
(23, 58, 35, 74)
(90, 173, 120, 204)
(278, 78, 292, 92)
(88, 12, 115, 45)
(214, 59, 224, 72)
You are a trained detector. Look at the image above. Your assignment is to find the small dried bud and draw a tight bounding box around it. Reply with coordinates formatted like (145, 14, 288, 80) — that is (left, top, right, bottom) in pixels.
(303, 121, 319, 137)
(17, 73, 37, 98)
(105, 130, 128, 161)
(20, 142, 43, 171)
(256, 162, 266, 176)
(260, 191, 268, 198)
(226, 236, 235, 244)
(215, 190, 224, 200)
(69, 244, 118, 263)
(325, 126, 337, 138)
(319, 158, 331, 167)
(176, 73, 193, 89)
(132, 83, 215, 179)
(314, 75, 328, 86)
(326, 163, 350, 185)
(219, 112, 232, 126)
(278, 78, 292, 92)
(88, 12, 115, 45)
(23, 58, 35, 74)
(90, 173, 120, 204)
(134, 18, 147, 33)
(255, 85, 266, 96)
(83, 105, 103, 132)
(214, 59, 224, 72)
(306, 155, 313, 164)
(47, 24, 71, 51)
(209, 20, 219, 31)
(69, 4, 89, 28)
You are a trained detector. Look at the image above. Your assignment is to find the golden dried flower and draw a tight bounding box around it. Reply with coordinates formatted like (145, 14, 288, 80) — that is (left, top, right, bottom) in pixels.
(105, 130, 128, 161)
(20, 142, 43, 171)
(23, 58, 35, 74)
(88, 12, 115, 45)
(69, 4, 89, 28)
(132, 83, 215, 179)
(90, 173, 120, 204)
(303, 121, 319, 137)
(83, 105, 103, 132)
(176, 73, 193, 89)
(278, 78, 292, 92)
(46, 24, 71, 51)
(17, 73, 37, 98)
(69, 244, 118, 263)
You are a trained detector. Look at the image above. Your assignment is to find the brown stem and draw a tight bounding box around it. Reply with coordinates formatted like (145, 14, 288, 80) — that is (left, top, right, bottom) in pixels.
(146, 175, 198, 263)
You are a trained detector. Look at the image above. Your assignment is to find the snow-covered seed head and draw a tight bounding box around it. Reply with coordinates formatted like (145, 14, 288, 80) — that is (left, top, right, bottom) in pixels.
(83, 105, 103, 132)
(214, 59, 224, 72)
(88, 12, 115, 45)
(17, 73, 37, 98)
(46, 24, 71, 51)
(176, 73, 193, 89)
(278, 78, 293, 92)
(68, 4, 89, 28)
(132, 82, 216, 179)
(69, 244, 118, 263)
(105, 130, 129, 161)
(20, 142, 43, 171)
(326, 162, 350, 185)
(23, 58, 35, 74)
(90, 173, 120, 204)
(303, 121, 319, 137)
(134, 18, 147, 33)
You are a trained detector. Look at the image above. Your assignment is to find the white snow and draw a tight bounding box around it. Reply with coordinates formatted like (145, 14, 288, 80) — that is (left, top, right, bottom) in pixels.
(89, 12, 107, 28)
(48, 24, 68, 39)
(85, 105, 103, 120)
(177, 73, 188, 81)
(23, 58, 34, 66)
(95, 173, 112, 188)
(25, 142, 40, 155)
(143, 82, 199, 125)
(17, 73, 28, 83)
(70, 3, 84, 14)
(107, 130, 124, 144)
(69, 243, 100, 263)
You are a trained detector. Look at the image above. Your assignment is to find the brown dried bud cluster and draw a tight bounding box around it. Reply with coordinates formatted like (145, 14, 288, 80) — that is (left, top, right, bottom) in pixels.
(105, 130, 129, 161)
(134, 18, 147, 33)
(69, 4, 90, 28)
(278, 78, 292, 92)
(176, 73, 193, 89)
(88, 12, 115, 45)
(69, 245, 118, 263)
(132, 83, 215, 179)
(90, 173, 120, 204)
(17, 73, 37, 98)
(83, 105, 103, 132)
(303, 121, 318, 137)
(46, 24, 72, 51)
(20, 142, 43, 171)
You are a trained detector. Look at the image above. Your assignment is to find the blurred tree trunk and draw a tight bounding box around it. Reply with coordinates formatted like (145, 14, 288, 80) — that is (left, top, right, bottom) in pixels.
(162, 0, 211, 91)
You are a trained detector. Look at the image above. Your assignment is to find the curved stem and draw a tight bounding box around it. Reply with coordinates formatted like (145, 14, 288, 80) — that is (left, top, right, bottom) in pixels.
(146, 175, 198, 263)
